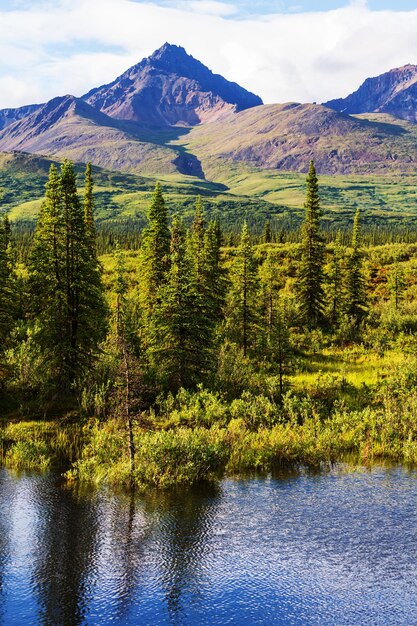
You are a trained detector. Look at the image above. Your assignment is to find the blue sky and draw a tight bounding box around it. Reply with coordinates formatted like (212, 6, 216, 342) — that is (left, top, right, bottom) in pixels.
(1, 0, 417, 109)
(135, 0, 417, 14)
(3, 0, 417, 12)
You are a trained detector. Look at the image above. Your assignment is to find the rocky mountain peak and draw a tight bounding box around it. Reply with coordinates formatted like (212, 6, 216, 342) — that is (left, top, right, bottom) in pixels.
(83, 43, 263, 126)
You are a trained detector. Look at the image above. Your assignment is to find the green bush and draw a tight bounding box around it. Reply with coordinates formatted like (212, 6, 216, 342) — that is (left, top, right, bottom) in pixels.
(5, 440, 51, 471)
(134, 427, 228, 489)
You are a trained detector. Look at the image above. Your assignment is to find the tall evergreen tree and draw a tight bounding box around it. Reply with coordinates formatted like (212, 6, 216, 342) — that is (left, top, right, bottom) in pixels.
(388, 258, 406, 311)
(149, 216, 212, 390)
(30, 160, 108, 390)
(114, 245, 135, 476)
(263, 221, 272, 243)
(0, 216, 15, 353)
(225, 222, 259, 357)
(141, 183, 170, 308)
(83, 162, 96, 248)
(327, 231, 344, 326)
(297, 161, 325, 328)
(29, 164, 66, 382)
(345, 208, 367, 325)
(202, 219, 226, 322)
(188, 202, 225, 333)
(259, 252, 291, 400)
(188, 196, 206, 283)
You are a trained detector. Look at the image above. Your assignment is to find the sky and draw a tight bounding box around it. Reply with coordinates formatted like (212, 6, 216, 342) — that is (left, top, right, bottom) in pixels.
(1, 0, 417, 109)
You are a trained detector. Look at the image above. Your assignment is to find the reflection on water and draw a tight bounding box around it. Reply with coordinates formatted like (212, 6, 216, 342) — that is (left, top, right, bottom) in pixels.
(0, 466, 417, 625)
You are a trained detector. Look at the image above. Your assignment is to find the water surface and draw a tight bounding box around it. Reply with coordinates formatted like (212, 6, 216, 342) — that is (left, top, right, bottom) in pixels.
(0, 466, 416, 625)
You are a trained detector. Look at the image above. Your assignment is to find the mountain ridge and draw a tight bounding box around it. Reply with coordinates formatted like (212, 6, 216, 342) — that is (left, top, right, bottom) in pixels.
(324, 64, 417, 122)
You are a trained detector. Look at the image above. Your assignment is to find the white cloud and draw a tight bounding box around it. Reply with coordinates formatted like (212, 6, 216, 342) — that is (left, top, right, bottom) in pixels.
(349, 0, 368, 7)
(0, 0, 417, 109)
(171, 1, 238, 16)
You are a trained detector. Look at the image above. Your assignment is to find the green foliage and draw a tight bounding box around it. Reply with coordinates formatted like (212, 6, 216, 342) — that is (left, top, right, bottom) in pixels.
(225, 222, 260, 356)
(1, 420, 85, 470)
(297, 161, 326, 328)
(133, 428, 228, 489)
(148, 216, 213, 390)
(5, 440, 51, 471)
(326, 231, 344, 326)
(4, 166, 417, 489)
(140, 182, 171, 308)
(0, 215, 15, 391)
(345, 208, 367, 325)
(156, 386, 229, 428)
(29, 161, 108, 392)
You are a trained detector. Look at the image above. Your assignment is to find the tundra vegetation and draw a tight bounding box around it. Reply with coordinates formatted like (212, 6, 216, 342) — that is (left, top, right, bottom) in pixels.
(1, 159, 417, 489)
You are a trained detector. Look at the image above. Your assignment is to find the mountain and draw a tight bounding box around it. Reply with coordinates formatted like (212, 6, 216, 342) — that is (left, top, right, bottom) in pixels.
(1, 49, 417, 180)
(0, 94, 204, 176)
(83, 42, 263, 126)
(0, 103, 41, 131)
(182, 102, 417, 176)
(324, 65, 417, 123)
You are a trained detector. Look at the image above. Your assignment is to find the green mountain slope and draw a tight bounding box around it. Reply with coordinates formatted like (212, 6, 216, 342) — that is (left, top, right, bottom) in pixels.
(3, 151, 417, 233)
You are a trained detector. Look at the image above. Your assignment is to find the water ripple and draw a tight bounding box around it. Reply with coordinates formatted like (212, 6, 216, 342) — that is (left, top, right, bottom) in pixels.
(0, 466, 416, 625)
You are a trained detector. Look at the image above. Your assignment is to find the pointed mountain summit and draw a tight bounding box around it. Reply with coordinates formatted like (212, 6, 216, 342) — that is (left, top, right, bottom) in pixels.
(83, 43, 263, 126)
(324, 64, 417, 122)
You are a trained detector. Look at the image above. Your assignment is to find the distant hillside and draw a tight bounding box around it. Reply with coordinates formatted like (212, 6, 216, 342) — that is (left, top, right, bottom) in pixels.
(0, 95, 204, 177)
(181, 102, 417, 176)
(0, 151, 290, 233)
(84, 42, 263, 126)
(3, 150, 417, 234)
(324, 65, 417, 123)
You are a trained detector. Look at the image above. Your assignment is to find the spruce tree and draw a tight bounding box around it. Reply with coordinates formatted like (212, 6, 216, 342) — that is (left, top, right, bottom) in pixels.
(345, 208, 367, 325)
(30, 161, 108, 391)
(225, 222, 259, 357)
(149, 216, 212, 390)
(30, 164, 66, 382)
(259, 251, 291, 400)
(263, 221, 272, 243)
(328, 231, 344, 326)
(188, 201, 224, 333)
(259, 250, 281, 347)
(188, 196, 206, 283)
(114, 244, 136, 476)
(202, 219, 226, 322)
(297, 161, 325, 328)
(0, 216, 15, 353)
(83, 162, 96, 248)
(388, 259, 406, 311)
(141, 183, 170, 308)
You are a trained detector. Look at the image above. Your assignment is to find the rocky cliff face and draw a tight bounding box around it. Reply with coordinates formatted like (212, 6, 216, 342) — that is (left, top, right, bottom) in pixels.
(83, 43, 263, 126)
(324, 65, 417, 122)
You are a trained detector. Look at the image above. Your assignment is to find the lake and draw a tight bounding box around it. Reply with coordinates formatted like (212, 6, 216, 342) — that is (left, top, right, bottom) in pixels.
(0, 465, 416, 625)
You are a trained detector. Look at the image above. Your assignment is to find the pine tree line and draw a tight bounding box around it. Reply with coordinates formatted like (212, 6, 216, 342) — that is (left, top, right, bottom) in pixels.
(0, 160, 395, 420)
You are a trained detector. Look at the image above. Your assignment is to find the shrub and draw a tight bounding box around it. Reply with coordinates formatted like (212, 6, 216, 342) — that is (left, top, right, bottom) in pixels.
(134, 427, 229, 489)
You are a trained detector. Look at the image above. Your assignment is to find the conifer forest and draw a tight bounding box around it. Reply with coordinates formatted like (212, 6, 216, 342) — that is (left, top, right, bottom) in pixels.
(1, 158, 417, 488)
